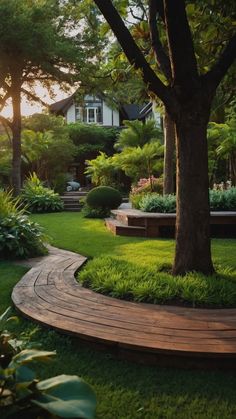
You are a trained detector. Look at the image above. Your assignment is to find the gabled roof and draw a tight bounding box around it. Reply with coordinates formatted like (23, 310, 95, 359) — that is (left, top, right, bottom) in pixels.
(49, 94, 75, 114)
(49, 92, 150, 122)
(120, 104, 145, 121)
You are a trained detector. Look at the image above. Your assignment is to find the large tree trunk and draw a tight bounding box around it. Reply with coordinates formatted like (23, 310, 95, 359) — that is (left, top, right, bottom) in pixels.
(163, 110, 175, 194)
(173, 110, 215, 275)
(230, 153, 236, 186)
(11, 79, 22, 196)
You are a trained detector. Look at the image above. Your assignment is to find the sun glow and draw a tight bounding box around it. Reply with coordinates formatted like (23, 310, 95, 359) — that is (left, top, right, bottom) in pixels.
(0, 84, 72, 118)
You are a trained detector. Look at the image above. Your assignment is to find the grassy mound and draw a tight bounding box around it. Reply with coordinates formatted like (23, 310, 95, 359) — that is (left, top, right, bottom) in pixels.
(79, 256, 236, 308)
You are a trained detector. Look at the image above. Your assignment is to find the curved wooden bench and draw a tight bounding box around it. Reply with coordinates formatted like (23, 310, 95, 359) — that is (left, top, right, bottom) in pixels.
(12, 247, 236, 362)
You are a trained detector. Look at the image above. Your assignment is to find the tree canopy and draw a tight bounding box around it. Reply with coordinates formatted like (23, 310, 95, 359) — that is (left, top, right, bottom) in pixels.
(93, 0, 236, 275)
(0, 0, 103, 194)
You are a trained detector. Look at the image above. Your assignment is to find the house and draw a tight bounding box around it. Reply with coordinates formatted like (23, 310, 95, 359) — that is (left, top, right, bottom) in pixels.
(138, 102, 161, 125)
(49, 92, 145, 127)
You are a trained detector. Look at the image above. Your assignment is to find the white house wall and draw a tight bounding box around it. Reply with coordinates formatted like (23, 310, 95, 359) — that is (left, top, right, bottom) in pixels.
(152, 102, 161, 126)
(102, 102, 120, 126)
(113, 108, 120, 126)
(65, 100, 120, 126)
(66, 103, 76, 123)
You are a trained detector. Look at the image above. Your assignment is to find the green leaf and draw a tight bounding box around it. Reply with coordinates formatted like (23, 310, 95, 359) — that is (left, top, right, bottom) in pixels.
(10, 349, 56, 367)
(15, 365, 36, 383)
(33, 375, 96, 418)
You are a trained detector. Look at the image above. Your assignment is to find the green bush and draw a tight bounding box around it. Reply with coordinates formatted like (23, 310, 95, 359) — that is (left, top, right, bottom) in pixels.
(129, 192, 146, 209)
(82, 204, 110, 219)
(52, 172, 71, 195)
(210, 187, 236, 211)
(86, 186, 122, 210)
(21, 173, 64, 213)
(134, 188, 236, 213)
(139, 194, 176, 213)
(0, 190, 47, 258)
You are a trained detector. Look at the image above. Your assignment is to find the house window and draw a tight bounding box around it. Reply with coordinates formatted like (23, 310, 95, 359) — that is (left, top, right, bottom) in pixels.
(75, 106, 83, 121)
(86, 106, 102, 124)
(87, 108, 96, 123)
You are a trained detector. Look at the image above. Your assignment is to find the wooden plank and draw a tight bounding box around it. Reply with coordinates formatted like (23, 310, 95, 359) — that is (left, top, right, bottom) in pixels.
(11, 246, 236, 359)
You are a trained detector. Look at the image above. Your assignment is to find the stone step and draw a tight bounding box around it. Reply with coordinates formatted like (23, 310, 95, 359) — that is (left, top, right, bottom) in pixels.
(62, 197, 80, 202)
(62, 191, 88, 197)
(105, 218, 146, 237)
(63, 203, 81, 208)
(111, 209, 145, 227)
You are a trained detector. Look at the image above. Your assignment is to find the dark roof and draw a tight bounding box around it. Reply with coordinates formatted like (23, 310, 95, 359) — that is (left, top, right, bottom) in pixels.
(50, 93, 151, 123)
(49, 94, 74, 114)
(120, 104, 145, 120)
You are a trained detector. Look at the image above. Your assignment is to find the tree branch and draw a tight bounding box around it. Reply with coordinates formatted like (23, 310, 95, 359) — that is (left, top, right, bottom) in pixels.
(164, 0, 199, 87)
(0, 115, 12, 130)
(202, 33, 236, 92)
(149, 0, 172, 82)
(93, 0, 174, 109)
(0, 91, 11, 111)
(21, 88, 48, 107)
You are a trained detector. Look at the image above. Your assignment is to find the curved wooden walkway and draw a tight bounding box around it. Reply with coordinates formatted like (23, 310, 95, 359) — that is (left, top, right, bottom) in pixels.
(12, 247, 236, 364)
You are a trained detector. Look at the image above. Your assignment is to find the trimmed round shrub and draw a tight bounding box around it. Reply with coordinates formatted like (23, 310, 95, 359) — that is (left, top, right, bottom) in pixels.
(86, 186, 122, 210)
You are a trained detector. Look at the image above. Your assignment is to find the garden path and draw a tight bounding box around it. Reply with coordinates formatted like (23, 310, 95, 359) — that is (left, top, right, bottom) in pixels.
(12, 246, 236, 367)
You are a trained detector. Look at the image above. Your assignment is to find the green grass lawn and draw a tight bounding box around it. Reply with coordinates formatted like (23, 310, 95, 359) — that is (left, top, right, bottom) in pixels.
(1, 212, 236, 418)
(31, 212, 236, 307)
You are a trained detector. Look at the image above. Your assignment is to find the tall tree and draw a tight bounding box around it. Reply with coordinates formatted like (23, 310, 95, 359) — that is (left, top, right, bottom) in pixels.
(0, 0, 101, 195)
(93, 0, 236, 275)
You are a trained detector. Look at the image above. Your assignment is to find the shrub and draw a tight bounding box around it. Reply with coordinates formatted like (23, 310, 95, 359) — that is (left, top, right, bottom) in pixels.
(86, 186, 122, 210)
(139, 194, 176, 213)
(0, 189, 20, 218)
(52, 172, 71, 194)
(0, 190, 47, 258)
(21, 173, 64, 213)
(134, 188, 236, 213)
(82, 205, 110, 219)
(129, 192, 146, 209)
(210, 187, 236, 211)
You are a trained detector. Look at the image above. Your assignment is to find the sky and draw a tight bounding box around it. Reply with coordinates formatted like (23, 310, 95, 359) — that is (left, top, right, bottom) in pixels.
(0, 84, 72, 118)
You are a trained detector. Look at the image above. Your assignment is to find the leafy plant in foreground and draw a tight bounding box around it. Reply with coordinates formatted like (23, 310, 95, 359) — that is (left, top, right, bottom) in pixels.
(0, 308, 96, 419)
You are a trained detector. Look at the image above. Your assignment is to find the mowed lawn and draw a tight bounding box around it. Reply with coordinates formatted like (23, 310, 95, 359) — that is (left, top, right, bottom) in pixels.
(31, 212, 236, 269)
(1, 212, 236, 418)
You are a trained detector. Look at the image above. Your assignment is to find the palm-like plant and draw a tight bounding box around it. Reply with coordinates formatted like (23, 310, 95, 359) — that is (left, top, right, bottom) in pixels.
(113, 141, 164, 190)
(115, 119, 162, 149)
(85, 152, 116, 186)
(208, 119, 236, 185)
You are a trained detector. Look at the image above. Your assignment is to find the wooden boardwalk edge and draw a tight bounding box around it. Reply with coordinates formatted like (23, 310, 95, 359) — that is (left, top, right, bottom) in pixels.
(12, 246, 236, 364)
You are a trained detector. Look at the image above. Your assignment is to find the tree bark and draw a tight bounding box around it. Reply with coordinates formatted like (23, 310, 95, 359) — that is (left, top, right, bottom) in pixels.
(163, 110, 175, 194)
(93, 0, 236, 275)
(173, 108, 215, 275)
(11, 78, 22, 196)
